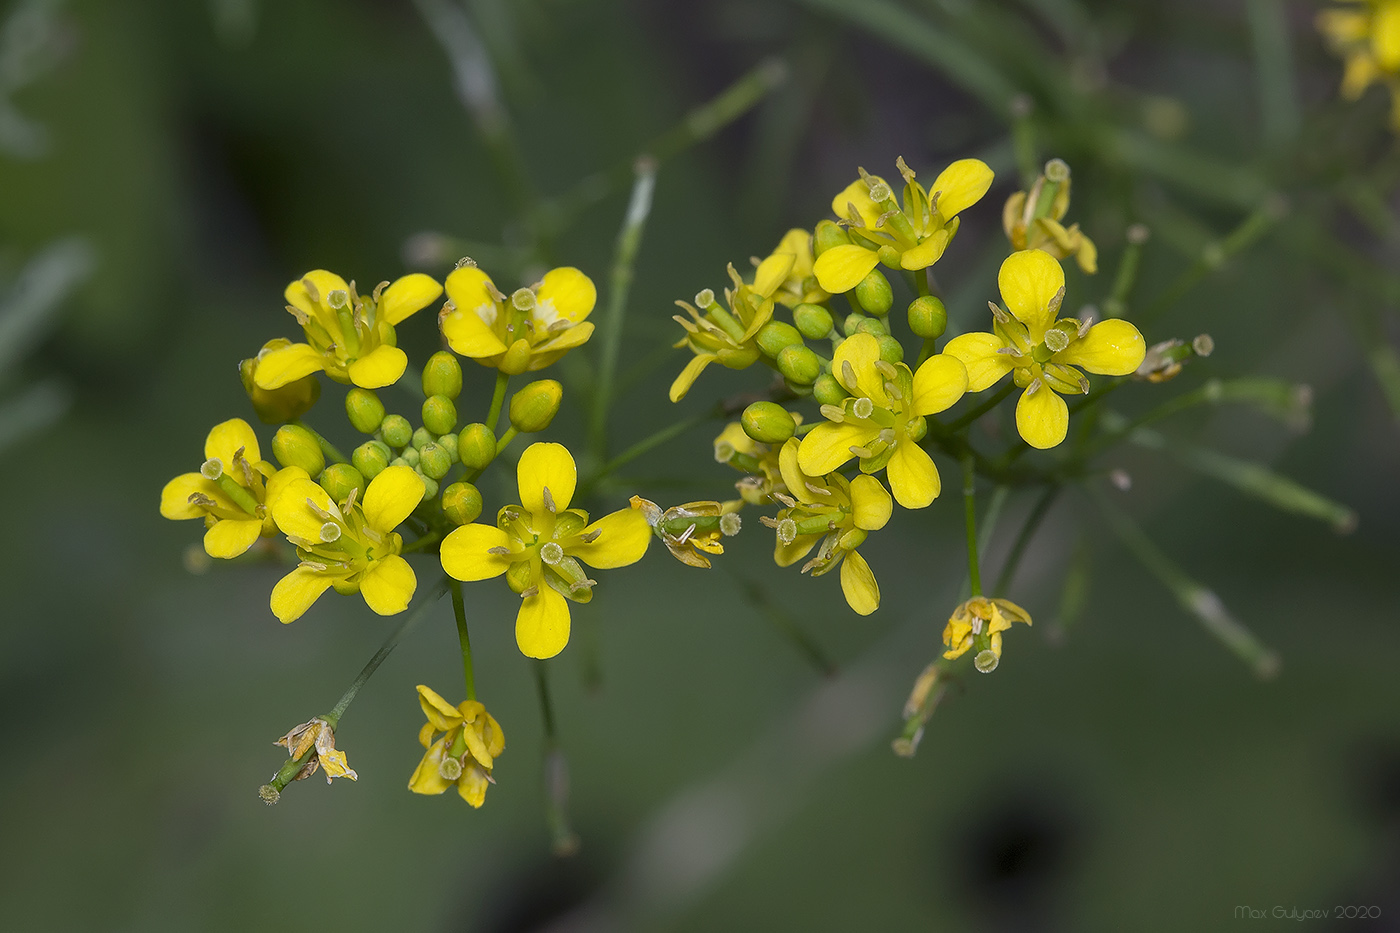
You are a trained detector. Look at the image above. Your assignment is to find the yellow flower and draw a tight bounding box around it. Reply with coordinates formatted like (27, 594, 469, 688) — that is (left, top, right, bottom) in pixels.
(408, 685, 504, 808)
(630, 496, 742, 569)
(1002, 160, 1097, 274)
(267, 464, 426, 623)
(766, 228, 829, 308)
(1318, 0, 1400, 129)
(941, 596, 1033, 672)
(765, 438, 892, 615)
(813, 157, 994, 294)
(439, 442, 651, 659)
(713, 417, 798, 505)
(255, 270, 442, 391)
(160, 418, 294, 558)
(944, 249, 1146, 450)
(669, 256, 791, 402)
(797, 333, 968, 510)
(440, 265, 596, 374)
(239, 339, 320, 424)
(273, 717, 357, 784)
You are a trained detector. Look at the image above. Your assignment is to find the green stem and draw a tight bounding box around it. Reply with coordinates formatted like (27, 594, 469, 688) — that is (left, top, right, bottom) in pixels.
(450, 580, 476, 702)
(729, 570, 837, 677)
(585, 405, 721, 491)
(993, 485, 1059, 596)
(533, 660, 579, 856)
(946, 381, 1015, 432)
(400, 531, 443, 554)
(1102, 225, 1148, 318)
(485, 371, 509, 433)
(962, 452, 982, 597)
(291, 419, 349, 465)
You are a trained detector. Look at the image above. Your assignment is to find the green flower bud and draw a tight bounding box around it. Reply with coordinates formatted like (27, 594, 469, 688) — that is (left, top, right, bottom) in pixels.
(457, 423, 496, 470)
(813, 219, 850, 257)
(843, 312, 869, 337)
(792, 303, 834, 340)
(345, 388, 386, 434)
(352, 440, 392, 479)
(272, 424, 325, 476)
(741, 402, 796, 444)
(854, 270, 893, 316)
(421, 350, 463, 399)
(419, 442, 452, 480)
(412, 426, 434, 451)
(422, 395, 458, 435)
(240, 339, 320, 424)
(907, 295, 947, 339)
(418, 473, 439, 502)
(380, 414, 413, 449)
(509, 379, 563, 433)
(442, 482, 483, 525)
(319, 463, 366, 504)
(813, 373, 847, 406)
(436, 431, 458, 461)
(856, 317, 889, 337)
(877, 335, 904, 364)
(399, 446, 421, 468)
(755, 321, 804, 358)
(776, 344, 821, 385)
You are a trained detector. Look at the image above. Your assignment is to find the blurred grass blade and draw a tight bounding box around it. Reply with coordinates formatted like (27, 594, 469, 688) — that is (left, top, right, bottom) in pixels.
(1245, 0, 1299, 145)
(0, 236, 96, 379)
(0, 377, 68, 453)
(1050, 534, 1091, 639)
(1366, 339, 1400, 425)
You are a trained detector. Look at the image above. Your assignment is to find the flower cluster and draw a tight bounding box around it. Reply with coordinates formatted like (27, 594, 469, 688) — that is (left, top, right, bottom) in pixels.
(1318, 0, 1400, 131)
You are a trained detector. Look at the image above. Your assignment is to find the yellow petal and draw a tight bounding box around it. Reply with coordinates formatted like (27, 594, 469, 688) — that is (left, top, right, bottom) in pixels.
(897, 233, 946, 271)
(516, 585, 570, 659)
(886, 440, 941, 509)
(270, 566, 336, 623)
(998, 249, 1065, 338)
(443, 266, 508, 357)
(359, 554, 416, 615)
(798, 421, 877, 476)
(517, 442, 577, 514)
(1375, 3, 1400, 71)
(569, 508, 650, 569)
(669, 352, 716, 402)
(534, 320, 595, 353)
(285, 270, 350, 326)
(830, 177, 883, 228)
(407, 737, 453, 795)
(1016, 382, 1069, 449)
(777, 437, 818, 505)
(831, 332, 888, 403)
(460, 721, 495, 770)
(930, 158, 994, 219)
(203, 518, 262, 558)
(813, 244, 881, 294)
(849, 474, 893, 531)
(536, 266, 598, 327)
(362, 465, 425, 533)
(839, 549, 880, 615)
(775, 533, 820, 568)
(910, 354, 968, 416)
(943, 332, 1014, 392)
(379, 273, 443, 325)
(253, 342, 325, 390)
(417, 684, 462, 732)
(161, 472, 213, 520)
(752, 251, 796, 298)
(1058, 319, 1145, 376)
(457, 764, 490, 807)
(347, 344, 408, 389)
(271, 476, 337, 541)
(204, 418, 261, 469)
(440, 523, 513, 581)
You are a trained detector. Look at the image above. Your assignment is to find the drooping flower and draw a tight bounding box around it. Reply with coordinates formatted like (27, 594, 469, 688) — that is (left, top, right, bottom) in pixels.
(440, 265, 596, 374)
(943, 249, 1146, 450)
(240, 338, 321, 424)
(713, 417, 797, 505)
(941, 596, 1033, 672)
(766, 228, 829, 308)
(267, 464, 425, 623)
(630, 496, 742, 569)
(439, 442, 651, 659)
(254, 270, 442, 391)
(797, 334, 968, 510)
(272, 717, 357, 785)
(765, 438, 892, 615)
(408, 685, 504, 808)
(1318, 0, 1400, 130)
(1002, 159, 1097, 273)
(160, 418, 294, 558)
(813, 157, 994, 294)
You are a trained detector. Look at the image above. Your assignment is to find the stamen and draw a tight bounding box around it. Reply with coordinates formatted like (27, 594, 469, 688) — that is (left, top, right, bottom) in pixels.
(676, 524, 695, 544)
(187, 492, 217, 509)
(301, 277, 321, 304)
(487, 546, 510, 556)
(874, 361, 897, 379)
(884, 381, 903, 401)
(200, 458, 223, 480)
(285, 304, 310, 326)
(841, 360, 858, 390)
(996, 346, 1023, 357)
(520, 586, 539, 599)
(988, 301, 1012, 323)
(455, 256, 478, 269)
(541, 487, 557, 513)
(577, 530, 601, 544)
(773, 493, 797, 508)
(848, 445, 874, 459)
(819, 404, 845, 423)
(570, 578, 597, 593)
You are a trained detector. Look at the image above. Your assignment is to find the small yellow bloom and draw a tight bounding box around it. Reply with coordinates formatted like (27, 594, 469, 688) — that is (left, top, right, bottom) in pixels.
(1318, 0, 1400, 130)
(765, 438, 892, 615)
(440, 265, 596, 374)
(944, 249, 1146, 450)
(713, 417, 798, 505)
(240, 339, 321, 424)
(797, 333, 968, 510)
(439, 442, 651, 659)
(408, 685, 504, 808)
(273, 717, 357, 784)
(267, 464, 426, 623)
(669, 257, 790, 402)
(255, 270, 442, 391)
(766, 228, 829, 308)
(630, 496, 742, 569)
(813, 156, 994, 294)
(1002, 160, 1097, 274)
(941, 596, 1033, 672)
(160, 418, 295, 558)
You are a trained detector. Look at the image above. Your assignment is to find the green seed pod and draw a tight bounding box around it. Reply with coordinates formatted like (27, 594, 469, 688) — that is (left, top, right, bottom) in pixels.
(509, 379, 563, 433)
(877, 335, 905, 364)
(856, 317, 889, 337)
(812, 373, 847, 406)
(421, 350, 463, 399)
(457, 423, 496, 470)
(418, 472, 439, 502)
(441, 482, 483, 525)
(854, 269, 893, 316)
(755, 321, 804, 358)
(411, 426, 434, 451)
(741, 402, 796, 444)
(380, 414, 413, 449)
(422, 395, 458, 435)
(272, 424, 325, 476)
(419, 442, 452, 480)
(345, 388, 386, 434)
(319, 463, 366, 504)
(399, 446, 421, 468)
(776, 344, 821, 385)
(436, 431, 459, 461)
(792, 303, 834, 340)
(843, 312, 869, 337)
(812, 219, 850, 257)
(907, 295, 948, 339)
(351, 440, 392, 480)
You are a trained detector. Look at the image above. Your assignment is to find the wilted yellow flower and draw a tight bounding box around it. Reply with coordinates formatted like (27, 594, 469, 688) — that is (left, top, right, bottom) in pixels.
(1002, 159, 1097, 274)
(630, 496, 742, 568)
(273, 717, 357, 784)
(669, 256, 791, 402)
(408, 685, 504, 808)
(1318, 0, 1400, 129)
(440, 265, 597, 374)
(941, 596, 1033, 672)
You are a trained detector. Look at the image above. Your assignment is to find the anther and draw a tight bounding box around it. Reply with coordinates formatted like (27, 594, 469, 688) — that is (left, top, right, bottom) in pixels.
(578, 531, 600, 544)
(841, 360, 858, 390)
(819, 404, 846, 423)
(848, 445, 874, 459)
(487, 546, 510, 555)
(874, 361, 897, 379)
(520, 586, 539, 599)
(541, 487, 557, 513)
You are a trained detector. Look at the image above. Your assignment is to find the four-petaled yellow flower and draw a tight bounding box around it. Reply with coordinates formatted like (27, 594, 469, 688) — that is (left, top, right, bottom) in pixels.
(273, 717, 358, 784)
(798, 334, 968, 510)
(944, 249, 1146, 450)
(1318, 0, 1400, 130)
(942, 596, 1033, 673)
(766, 228, 830, 308)
(669, 255, 791, 402)
(439, 442, 651, 659)
(161, 418, 292, 558)
(630, 496, 742, 569)
(440, 265, 597, 374)
(767, 438, 892, 615)
(1002, 161, 1098, 274)
(408, 685, 504, 808)
(254, 270, 443, 391)
(268, 464, 426, 623)
(814, 157, 994, 294)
